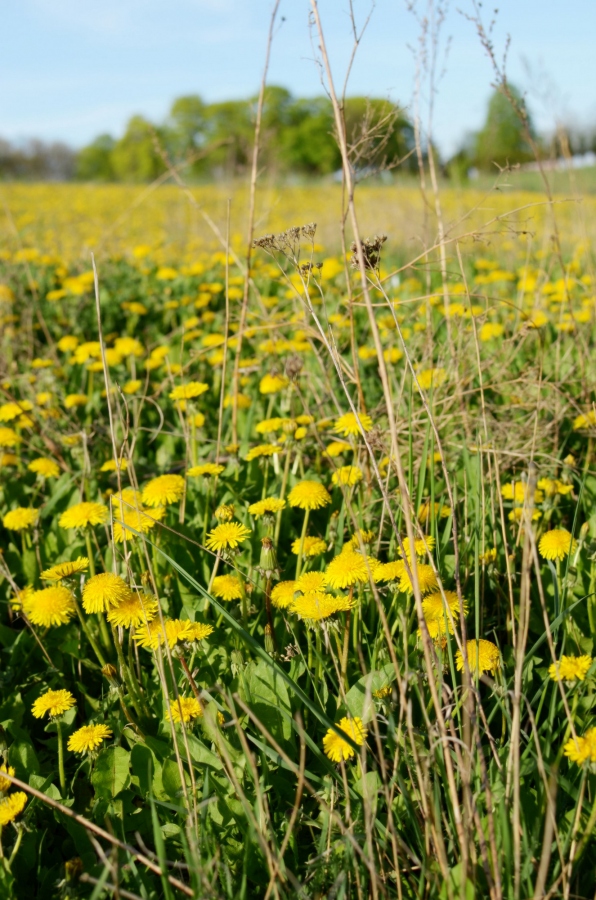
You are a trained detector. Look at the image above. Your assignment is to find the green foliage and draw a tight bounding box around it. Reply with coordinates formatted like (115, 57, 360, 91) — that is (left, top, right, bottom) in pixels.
(75, 87, 416, 182)
(471, 84, 536, 171)
(75, 134, 115, 182)
(110, 115, 166, 182)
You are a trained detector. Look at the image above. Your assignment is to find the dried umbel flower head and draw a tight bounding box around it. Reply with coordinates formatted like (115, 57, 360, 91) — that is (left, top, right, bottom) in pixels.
(285, 354, 303, 381)
(350, 234, 387, 271)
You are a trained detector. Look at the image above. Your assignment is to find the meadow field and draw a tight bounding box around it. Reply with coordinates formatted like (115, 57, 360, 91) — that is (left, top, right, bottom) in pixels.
(0, 177, 596, 898)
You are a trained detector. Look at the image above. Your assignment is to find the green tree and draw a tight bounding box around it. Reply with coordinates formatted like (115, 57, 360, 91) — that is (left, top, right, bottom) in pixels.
(111, 116, 165, 183)
(343, 97, 416, 174)
(203, 101, 253, 178)
(75, 134, 115, 181)
(279, 97, 339, 175)
(473, 85, 536, 171)
(166, 95, 206, 171)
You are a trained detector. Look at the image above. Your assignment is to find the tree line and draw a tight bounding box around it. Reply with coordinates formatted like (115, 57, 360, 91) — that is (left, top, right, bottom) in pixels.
(1, 84, 587, 183)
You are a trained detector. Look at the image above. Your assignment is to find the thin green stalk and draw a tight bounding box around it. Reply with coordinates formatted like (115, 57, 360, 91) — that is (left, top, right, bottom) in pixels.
(56, 720, 66, 794)
(73, 597, 106, 667)
(295, 509, 310, 580)
(84, 530, 96, 578)
(111, 625, 144, 719)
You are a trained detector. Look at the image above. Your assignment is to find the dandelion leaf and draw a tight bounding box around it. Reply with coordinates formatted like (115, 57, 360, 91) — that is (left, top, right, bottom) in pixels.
(91, 746, 130, 799)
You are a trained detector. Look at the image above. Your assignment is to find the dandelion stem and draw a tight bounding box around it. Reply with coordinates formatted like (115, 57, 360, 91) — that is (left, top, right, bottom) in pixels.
(341, 586, 354, 688)
(111, 625, 144, 719)
(73, 597, 107, 668)
(295, 509, 310, 580)
(84, 530, 96, 578)
(56, 720, 66, 794)
(8, 827, 23, 866)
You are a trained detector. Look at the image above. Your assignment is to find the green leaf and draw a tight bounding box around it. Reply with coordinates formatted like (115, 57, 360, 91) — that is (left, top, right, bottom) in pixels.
(9, 739, 40, 777)
(91, 746, 130, 799)
(245, 658, 293, 743)
(344, 664, 396, 723)
(130, 743, 154, 796)
(161, 758, 189, 800)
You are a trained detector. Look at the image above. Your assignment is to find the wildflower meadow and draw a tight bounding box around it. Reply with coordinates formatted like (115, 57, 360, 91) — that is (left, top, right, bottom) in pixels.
(2, 13, 596, 897)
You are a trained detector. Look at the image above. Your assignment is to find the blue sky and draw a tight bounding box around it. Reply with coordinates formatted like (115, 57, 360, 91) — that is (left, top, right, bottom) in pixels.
(1, 0, 594, 156)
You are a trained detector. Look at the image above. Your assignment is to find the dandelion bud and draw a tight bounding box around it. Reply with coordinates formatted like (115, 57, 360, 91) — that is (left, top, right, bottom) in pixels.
(580, 521, 589, 542)
(282, 419, 297, 435)
(230, 650, 244, 676)
(264, 624, 275, 656)
(65, 858, 83, 882)
(259, 536, 278, 579)
(215, 503, 235, 522)
(101, 663, 120, 688)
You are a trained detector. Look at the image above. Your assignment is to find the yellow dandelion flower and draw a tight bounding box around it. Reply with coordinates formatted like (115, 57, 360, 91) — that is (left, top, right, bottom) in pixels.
(548, 655, 593, 682)
(41, 557, 90, 581)
(324, 440, 351, 458)
(82, 573, 133, 614)
(255, 417, 288, 434)
(0, 792, 27, 826)
(539, 529, 578, 561)
(398, 563, 438, 595)
(290, 590, 353, 621)
(0, 427, 21, 447)
(59, 502, 107, 529)
(212, 575, 244, 601)
(479, 548, 497, 565)
(123, 379, 142, 395)
(334, 412, 373, 437)
(133, 619, 166, 650)
(271, 581, 296, 609)
(455, 639, 500, 674)
(114, 336, 143, 357)
(248, 497, 286, 517)
(205, 521, 251, 552)
(501, 481, 544, 504)
(259, 374, 289, 394)
(0, 401, 32, 422)
(373, 685, 393, 699)
(64, 393, 88, 409)
(169, 382, 209, 401)
(0, 766, 15, 794)
(142, 474, 185, 507)
(100, 458, 128, 473)
(214, 503, 235, 521)
(112, 505, 160, 542)
(325, 549, 373, 590)
(401, 535, 436, 559)
(32, 689, 76, 719)
(28, 457, 60, 478)
(179, 621, 214, 643)
(421, 591, 466, 639)
(106, 593, 158, 629)
(374, 560, 406, 583)
(573, 410, 596, 431)
(564, 727, 596, 765)
(67, 724, 113, 754)
(295, 571, 326, 592)
(331, 465, 363, 486)
(418, 500, 451, 524)
(23, 586, 76, 627)
(246, 443, 281, 461)
(323, 717, 366, 762)
(508, 507, 542, 523)
(288, 480, 331, 510)
(2, 453, 19, 467)
(2, 507, 38, 531)
(57, 335, 79, 352)
(168, 696, 203, 724)
(350, 529, 376, 547)
(479, 322, 504, 342)
(291, 535, 327, 557)
(416, 367, 447, 391)
(187, 463, 225, 477)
